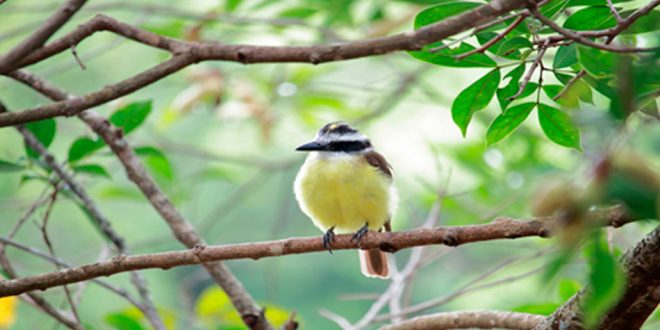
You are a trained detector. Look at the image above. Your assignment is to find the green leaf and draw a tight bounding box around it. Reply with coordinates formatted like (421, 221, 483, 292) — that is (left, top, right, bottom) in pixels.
(72, 164, 111, 179)
(553, 44, 577, 69)
(540, 0, 569, 19)
(564, 7, 617, 31)
(496, 37, 532, 59)
(558, 278, 581, 301)
(24, 118, 56, 159)
(20, 174, 50, 186)
(98, 186, 145, 201)
(141, 20, 186, 38)
(577, 46, 616, 78)
(109, 101, 152, 135)
(622, 10, 660, 34)
(452, 69, 501, 136)
(512, 303, 561, 316)
(497, 82, 538, 110)
(583, 232, 625, 327)
(0, 159, 24, 173)
(135, 146, 174, 182)
(68, 137, 105, 163)
(486, 102, 535, 145)
(279, 7, 317, 18)
(497, 64, 525, 110)
(414, 2, 482, 29)
(555, 72, 593, 103)
(543, 85, 580, 108)
(105, 312, 145, 330)
(409, 42, 497, 67)
(224, 0, 243, 12)
(537, 104, 581, 149)
(567, 0, 631, 6)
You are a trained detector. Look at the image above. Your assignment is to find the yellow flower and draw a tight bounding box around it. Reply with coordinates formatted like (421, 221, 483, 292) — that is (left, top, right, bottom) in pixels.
(0, 296, 17, 328)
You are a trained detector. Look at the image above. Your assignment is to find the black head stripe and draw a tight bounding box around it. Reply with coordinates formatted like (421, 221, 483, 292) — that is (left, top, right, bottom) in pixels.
(320, 122, 358, 135)
(328, 140, 371, 152)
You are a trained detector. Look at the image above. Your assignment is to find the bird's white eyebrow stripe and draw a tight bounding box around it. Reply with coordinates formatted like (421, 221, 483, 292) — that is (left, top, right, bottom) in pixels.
(316, 131, 368, 142)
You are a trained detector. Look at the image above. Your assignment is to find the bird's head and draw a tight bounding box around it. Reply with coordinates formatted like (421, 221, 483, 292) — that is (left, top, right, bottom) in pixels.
(295, 122, 372, 153)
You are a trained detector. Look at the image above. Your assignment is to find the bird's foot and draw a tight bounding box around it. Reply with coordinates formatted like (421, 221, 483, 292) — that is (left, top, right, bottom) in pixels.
(351, 222, 369, 245)
(323, 226, 336, 254)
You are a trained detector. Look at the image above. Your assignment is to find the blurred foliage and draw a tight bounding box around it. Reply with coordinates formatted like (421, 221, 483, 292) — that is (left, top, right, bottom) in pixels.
(0, 0, 658, 329)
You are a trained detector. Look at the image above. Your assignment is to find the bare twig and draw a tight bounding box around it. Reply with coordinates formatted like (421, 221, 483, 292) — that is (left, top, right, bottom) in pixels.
(0, 0, 88, 74)
(509, 44, 547, 101)
(380, 310, 545, 330)
(0, 205, 636, 298)
(455, 14, 527, 60)
(606, 0, 623, 24)
(0, 0, 532, 127)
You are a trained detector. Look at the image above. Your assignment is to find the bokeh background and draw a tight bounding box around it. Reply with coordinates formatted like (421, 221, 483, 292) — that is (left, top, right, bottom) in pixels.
(0, 0, 658, 329)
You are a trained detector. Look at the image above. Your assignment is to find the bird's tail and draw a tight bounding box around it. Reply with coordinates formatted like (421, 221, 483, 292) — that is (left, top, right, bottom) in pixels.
(359, 248, 389, 279)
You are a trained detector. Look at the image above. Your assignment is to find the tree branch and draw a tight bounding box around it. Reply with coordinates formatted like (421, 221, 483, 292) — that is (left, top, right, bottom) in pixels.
(0, 0, 531, 127)
(7, 70, 274, 330)
(380, 310, 545, 330)
(0, 0, 87, 74)
(0, 205, 636, 298)
(533, 226, 660, 330)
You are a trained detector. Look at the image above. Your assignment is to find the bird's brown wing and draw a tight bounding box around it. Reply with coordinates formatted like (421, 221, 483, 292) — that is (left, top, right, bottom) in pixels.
(363, 150, 393, 180)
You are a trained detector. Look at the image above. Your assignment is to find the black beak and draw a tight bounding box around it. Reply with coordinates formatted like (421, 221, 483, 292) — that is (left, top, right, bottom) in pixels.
(295, 140, 326, 151)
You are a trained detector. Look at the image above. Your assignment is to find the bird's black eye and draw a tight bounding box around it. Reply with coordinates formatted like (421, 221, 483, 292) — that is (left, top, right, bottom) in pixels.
(328, 141, 369, 152)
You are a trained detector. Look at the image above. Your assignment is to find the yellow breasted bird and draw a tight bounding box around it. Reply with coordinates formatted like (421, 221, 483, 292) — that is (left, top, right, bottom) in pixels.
(294, 122, 398, 279)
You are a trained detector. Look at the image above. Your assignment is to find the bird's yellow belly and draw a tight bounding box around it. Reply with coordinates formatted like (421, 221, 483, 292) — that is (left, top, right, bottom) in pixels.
(294, 155, 392, 233)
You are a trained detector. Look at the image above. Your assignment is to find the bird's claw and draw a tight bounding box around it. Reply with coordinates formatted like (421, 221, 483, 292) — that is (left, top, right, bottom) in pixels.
(323, 226, 336, 254)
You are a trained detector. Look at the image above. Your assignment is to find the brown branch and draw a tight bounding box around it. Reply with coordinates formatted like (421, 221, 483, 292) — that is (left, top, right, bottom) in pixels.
(509, 44, 547, 101)
(527, 1, 659, 53)
(380, 311, 545, 330)
(0, 0, 531, 127)
(7, 70, 273, 330)
(0, 205, 636, 298)
(0, 0, 87, 74)
(1, 99, 165, 330)
(455, 14, 527, 60)
(533, 226, 660, 330)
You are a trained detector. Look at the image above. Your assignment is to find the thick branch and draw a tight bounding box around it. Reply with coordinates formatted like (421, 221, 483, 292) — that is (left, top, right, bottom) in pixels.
(0, 0, 87, 74)
(7, 71, 272, 330)
(533, 226, 660, 330)
(0, 0, 530, 127)
(0, 206, 636, 298)
(380, 311, 545, 330)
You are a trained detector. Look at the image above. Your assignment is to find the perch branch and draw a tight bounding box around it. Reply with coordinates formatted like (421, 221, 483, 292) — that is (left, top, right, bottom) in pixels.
(0, 205, 636, 298)
(380, 310, 545, 330)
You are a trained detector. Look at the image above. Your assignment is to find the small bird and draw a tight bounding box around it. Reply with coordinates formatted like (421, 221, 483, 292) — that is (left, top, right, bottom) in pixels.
(293, 122, 398, 279)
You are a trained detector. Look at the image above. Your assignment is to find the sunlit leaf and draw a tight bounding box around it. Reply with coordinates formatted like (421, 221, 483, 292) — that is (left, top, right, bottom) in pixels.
(224, 0, 243, 12)
(564, 7, 617, 31)
(68, 137, 105, 163)
(558, 278, 581, 301)
(98, 186, 145, 201)
(553, 44, 577, 69)
(567, 0, 631, 6)
(24, 118, 56, 159)
(486, 102, 535, 145)
(554, 72, 593, 103)
(409, 42, 497, 67)
(0, 159, 24, 173)
(512, 302, 561, 316)
(543, 85, 580, 108)
(452, 68, 501, 136)
(537, 104, 581, 149)
(279, 7, 317, 18)
(540, 0, 569, 19)
(414, 2, 482, 29)
(110, 101, 152, 135)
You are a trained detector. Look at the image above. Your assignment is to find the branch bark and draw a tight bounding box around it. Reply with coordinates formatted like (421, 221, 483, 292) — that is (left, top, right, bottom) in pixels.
(0, 0, 531, 127)
(379, 311, 545, 330)
(0, 205, 636, 298)
(7, 70, 273, 330)
(0, 0, 87, 74)
(533, 226, 660, 330)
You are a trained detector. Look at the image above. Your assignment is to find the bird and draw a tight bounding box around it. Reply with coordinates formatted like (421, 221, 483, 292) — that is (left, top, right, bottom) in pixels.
(293, 122, 398, 279)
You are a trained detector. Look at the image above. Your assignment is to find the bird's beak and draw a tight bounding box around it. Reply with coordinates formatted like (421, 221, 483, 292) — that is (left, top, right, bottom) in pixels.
(295, 140, 326, 151)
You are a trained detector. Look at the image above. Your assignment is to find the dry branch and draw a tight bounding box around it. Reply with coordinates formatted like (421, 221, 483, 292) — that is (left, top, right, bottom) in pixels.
(0, 0, 531, 127)
(0, 205, 635, 298)
(380, 310, 545, 330)
(533, 226, 660, 330)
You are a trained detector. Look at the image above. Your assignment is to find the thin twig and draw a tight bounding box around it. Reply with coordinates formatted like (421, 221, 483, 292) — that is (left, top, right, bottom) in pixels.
(509, 44, 547, 101)
(455, 14, 527, 60)
(606, 0, 624, 24)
